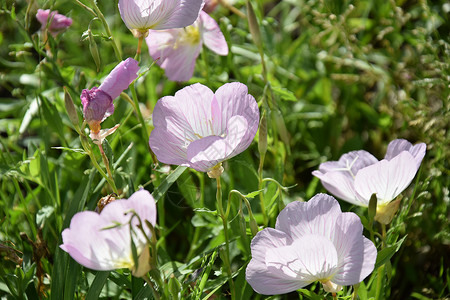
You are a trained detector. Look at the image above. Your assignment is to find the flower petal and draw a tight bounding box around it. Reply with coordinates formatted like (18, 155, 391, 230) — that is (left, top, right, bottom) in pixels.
(246, 228, 306, 295)
(214, 82, 259, 152)
(384, 139, 426, 169)
(313, 150, 378, 206)
(153, 0, 204, 30)
(186, 115, 248, 171)
(60, 189, 156, 272)
(61, 211, 133, 271)
(99, 58, 140, 100)
(332, 213, 377, 285)
(275, 194, 342, 241)
(199, 11, 228, 55)
(355, 151, 418, 205)
(312, 170, 363, 206)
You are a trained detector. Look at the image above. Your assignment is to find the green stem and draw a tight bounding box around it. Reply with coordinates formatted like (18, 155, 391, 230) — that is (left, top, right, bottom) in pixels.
(257, 154, 268, 226)
(86, 0, 122, 61)
(98, 144, 118, 194)
(81, 135, 118, 194)
(135, 36, 143, 62)
(216, 177, 235, 299)
(130, 82, 149, 141)
(375, 224, 388, 300)
(130, 81, 158, 166)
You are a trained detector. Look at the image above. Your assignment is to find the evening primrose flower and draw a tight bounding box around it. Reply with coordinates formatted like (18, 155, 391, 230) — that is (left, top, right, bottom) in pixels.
(118, 0, 204, 38)
(312, 139, 426, 219)
(149, 82, 259, 175)
(60, 189, 156, 277)
(145, 11, 228, 82)
(36, 9, 72, 36)
(246, 194, 377, 295)
(81, 58, 139, 139)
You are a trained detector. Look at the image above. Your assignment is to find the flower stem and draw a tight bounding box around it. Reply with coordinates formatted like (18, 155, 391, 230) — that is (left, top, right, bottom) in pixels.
(216, 177, 235, 299)
(98, 143, 118, 194)
(258, 154, 268, 226)
(129, 82, 158, 166)
(135, 36, 143, 62)
(81, 135, 118, 194)
(86, 0, 122, 61)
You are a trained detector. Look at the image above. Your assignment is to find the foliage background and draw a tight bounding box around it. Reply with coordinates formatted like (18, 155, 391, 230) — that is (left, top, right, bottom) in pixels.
(0, 0, 449, 299)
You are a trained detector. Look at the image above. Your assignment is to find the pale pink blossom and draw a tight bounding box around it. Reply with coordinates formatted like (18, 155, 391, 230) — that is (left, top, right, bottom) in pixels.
(60, 189, 156, 277)
(312, 139, 426, 207)
(149, 82, 259, 172)
(145, 11, 228, 82)
(118, 0, 203, 37)
(36, 9, 72, 36)
(246, 194, 377, 295)
(81, 58, 139, 133)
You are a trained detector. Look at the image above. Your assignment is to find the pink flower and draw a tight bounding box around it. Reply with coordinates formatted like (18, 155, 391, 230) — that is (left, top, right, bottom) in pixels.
(118, 0, 204, 37)
(60, 189, 156, 277)
(81, 58, 139, 133)
(36, 9, 72, 36)
(149, 82, 259, 173)
(246, 194, 377, 295)
(145, 11, 228, 82)
(312, 139, 426, 208)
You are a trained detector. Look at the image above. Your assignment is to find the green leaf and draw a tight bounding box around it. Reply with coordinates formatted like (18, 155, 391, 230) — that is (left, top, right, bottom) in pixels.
(85, 272, 110, 300)
(152, 166, 187, 201)
(271, 86, 297, 101)
(374, 235, 407, 269)
(102, 139, 114, 173)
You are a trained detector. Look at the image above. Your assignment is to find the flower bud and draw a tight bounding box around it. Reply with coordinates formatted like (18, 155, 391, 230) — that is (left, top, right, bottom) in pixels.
(36, 9, 72, 36)
(64, 87, 80, 130)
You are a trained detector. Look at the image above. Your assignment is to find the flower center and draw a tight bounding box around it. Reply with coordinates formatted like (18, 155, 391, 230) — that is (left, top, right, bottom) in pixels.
(174, 26, 201, 49)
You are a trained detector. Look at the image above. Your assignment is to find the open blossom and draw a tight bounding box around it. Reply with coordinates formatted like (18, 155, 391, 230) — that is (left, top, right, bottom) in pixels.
(246, 194, 377, 295)
(81, 58, 139, 135)
(312, 139, 426, 217)
(118, 0, 204, 37)
(149, 82, 259, 174)
(60, 189, 156, 277)
(36, 9, 72, 36)
(146, 11, 228, 82)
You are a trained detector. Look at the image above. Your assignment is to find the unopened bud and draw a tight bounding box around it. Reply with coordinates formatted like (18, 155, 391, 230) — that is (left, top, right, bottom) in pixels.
(64, 87, 80, 132)
(368, 193, 377, 223)
(246, 0, 262, 50)
(249, 215, 259, 237)
(88, 28, 101, 72)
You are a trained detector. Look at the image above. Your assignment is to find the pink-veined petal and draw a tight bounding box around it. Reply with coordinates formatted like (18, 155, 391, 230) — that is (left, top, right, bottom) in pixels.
(61, 211, 133, 271)
(355, 151, 418, 205)
(384, 139, 426, 169)
(199, 11, 228, 55)
(332, 213, 377, 285)
(60, 190, 156, 272)
(246, 228, 306, 295)
(187, 115, 248, 171)
(99, 58, 139, 100)
(275, 194, 342, 241)
(312, 170, 363, 206)
(154, 0, 203, 30)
